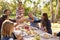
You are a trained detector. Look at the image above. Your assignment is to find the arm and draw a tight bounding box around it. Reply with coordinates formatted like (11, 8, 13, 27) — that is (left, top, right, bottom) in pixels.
(9, 19, 16, 22)
(34, 19, 41, 23)
(26, 18, 34, 23)
(12, 33, 17, 39)
(47, 20, 51, 27)
(27, 19, 34, 22)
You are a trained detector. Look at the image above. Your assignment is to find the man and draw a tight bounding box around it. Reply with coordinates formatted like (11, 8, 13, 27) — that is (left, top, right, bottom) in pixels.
(28, 12, 39, 28)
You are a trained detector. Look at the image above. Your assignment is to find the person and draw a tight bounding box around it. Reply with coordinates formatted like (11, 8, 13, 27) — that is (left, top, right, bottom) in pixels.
(1, 20, 15, 40)
(0, 14, 8, 40)
(0, 9, 16, 39)
(0, 9, 16, 30)
(1, 20, 23, 40)
(34, 13, 52, 34)
(16, 2, 26, 24)
(28, 12, 39, 28)
(16, 2, 25, 19)
(4, 9, 16, 22)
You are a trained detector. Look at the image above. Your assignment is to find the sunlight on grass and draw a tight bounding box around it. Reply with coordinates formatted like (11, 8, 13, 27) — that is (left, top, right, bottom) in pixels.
(52, 23, 60, 33)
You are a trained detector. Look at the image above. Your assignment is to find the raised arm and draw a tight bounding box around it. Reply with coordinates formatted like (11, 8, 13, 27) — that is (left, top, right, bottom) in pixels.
(34, 19, 41, 23)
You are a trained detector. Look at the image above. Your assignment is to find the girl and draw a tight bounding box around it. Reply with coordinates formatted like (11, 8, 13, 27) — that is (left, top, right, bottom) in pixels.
(34, 13, 52, 34)
(1, 20, 23, 40)
(16, 2, 25, 19)
(1, 20, 14, 40)
(41, 13, 52, 34)
(16, 2, 25, 24)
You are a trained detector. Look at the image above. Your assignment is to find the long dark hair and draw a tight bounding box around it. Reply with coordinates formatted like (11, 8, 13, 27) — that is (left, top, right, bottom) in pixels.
(1, 14, 8, 20)
(42, 13, 48, 21)
(41, 13, 49, 27)
(4, 9, 10, 14)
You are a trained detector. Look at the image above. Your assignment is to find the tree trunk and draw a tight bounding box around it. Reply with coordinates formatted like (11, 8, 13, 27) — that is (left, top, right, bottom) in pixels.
(50, 0, 55, 22)
(55, 0, 60, 22)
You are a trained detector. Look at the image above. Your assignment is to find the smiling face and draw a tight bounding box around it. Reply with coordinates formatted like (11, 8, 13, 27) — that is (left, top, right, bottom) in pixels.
(18, 2, 23, 8)
(6, 10, 10, 15)
(41, 16, 45, 20)
(28, 12, 34, 19)
(4, 9, 10, 16)
(41, 13, 48, 21)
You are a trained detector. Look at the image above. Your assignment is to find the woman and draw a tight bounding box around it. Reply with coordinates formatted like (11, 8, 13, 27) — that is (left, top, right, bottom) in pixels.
(34, 13, 52, 34)
(0, 9, 16, 29)
(3, 9, 16, 22)
(1, 20, 14, 40)
(1, 20, 23, 40)
(0, 9, 15, 39)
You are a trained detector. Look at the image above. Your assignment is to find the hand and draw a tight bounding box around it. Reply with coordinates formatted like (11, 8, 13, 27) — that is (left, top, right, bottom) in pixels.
(26, 19, 34, 22)
(16, 19, 20, 24)
(44, 27, 47, 32)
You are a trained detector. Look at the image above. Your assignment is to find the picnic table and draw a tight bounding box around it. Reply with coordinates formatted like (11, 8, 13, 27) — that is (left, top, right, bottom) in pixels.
(13, 24, 59, 40)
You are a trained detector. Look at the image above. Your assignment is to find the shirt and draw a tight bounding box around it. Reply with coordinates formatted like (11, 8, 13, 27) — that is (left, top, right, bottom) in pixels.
(29, 16, 39, 27)
(34, 19, 52, 34)
(16, 7, 25, 18)
(1, 33, 16, 40)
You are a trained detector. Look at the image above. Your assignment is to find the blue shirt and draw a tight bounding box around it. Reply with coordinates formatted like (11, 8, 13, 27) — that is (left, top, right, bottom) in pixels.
(2, 36, 14, 40)
(29, 16, 39, 27)
(1, 33, 16, 40)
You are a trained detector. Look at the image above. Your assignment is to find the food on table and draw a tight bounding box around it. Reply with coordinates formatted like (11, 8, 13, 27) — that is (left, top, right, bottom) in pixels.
(44, 34, 50, 39)
(14, 24, 40, 37)
(25, 26, 29, 30)
(32, 34, 40, 40)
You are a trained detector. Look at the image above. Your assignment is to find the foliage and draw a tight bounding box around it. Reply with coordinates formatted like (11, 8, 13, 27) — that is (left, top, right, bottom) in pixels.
(0, 0, 60, 20)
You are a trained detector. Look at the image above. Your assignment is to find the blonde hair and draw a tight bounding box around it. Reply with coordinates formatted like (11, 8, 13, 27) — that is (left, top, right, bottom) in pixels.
(1, 20, 14, 37)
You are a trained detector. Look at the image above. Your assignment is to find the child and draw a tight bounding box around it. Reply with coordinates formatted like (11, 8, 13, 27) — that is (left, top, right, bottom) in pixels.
(1, 20, 14, 40)
(16, 2, 25, 19)
(1, 20, 23, 40)
(16, 2, 26, 24)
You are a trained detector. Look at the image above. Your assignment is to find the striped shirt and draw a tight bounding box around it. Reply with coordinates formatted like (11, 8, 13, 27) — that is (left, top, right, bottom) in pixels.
(16, 7, 25, 18)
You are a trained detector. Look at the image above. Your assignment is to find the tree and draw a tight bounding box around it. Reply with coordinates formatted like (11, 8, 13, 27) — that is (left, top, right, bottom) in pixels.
(55, 0, 60, 22)
(50, 0, 55, 22)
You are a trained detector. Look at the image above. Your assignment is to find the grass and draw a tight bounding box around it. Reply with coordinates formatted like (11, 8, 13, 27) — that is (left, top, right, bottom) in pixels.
(52, 23, 60, 33)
